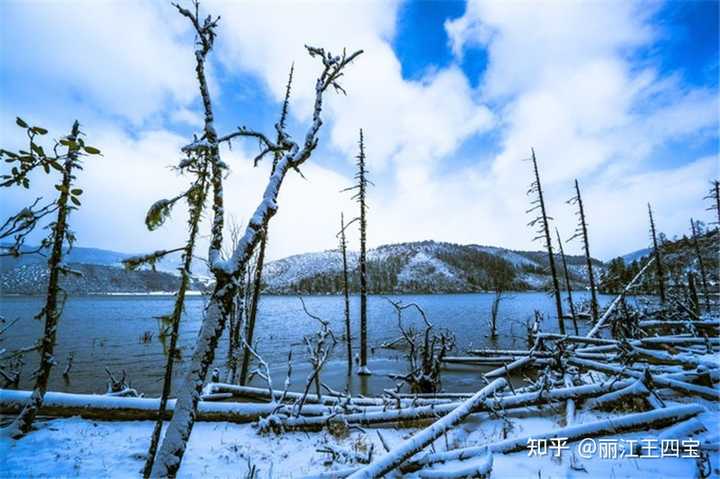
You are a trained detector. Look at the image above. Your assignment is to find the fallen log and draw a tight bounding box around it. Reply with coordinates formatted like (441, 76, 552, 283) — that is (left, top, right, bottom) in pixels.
(585, 377, 652, 411)
(418, 451, 493, 479)
(346, 378, 507, 479)
(639, 320, 720, 330)
(403, 403, 704, 472)
(630, 345, 719, 370)
(567, 358, 720, 400)
(0, 389, 335, 423)
(270, 379, 638, 430)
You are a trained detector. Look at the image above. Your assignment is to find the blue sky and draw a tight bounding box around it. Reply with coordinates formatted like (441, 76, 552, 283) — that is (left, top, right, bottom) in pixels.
(1, 0, 718, 261)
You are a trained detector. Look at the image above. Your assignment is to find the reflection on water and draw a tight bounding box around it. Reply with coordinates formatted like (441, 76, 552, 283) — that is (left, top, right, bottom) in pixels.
(0, 292, 612, 396)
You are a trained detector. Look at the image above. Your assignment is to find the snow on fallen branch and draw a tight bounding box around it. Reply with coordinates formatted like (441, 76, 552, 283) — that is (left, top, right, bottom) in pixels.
(402, 403, 705, 473)
(346, 378, 507, 479)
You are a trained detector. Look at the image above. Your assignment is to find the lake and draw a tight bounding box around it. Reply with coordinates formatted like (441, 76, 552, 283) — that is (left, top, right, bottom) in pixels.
(0, 292, 614, 397)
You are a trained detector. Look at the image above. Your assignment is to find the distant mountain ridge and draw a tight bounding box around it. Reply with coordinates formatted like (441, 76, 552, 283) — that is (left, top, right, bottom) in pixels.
(262, 240, 605, 294)
(1, 241, 606, 295)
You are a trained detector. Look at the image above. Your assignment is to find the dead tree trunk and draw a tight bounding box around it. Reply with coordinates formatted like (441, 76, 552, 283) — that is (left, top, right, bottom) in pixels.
(345, 129, 371, 374)
(339, 212, 353, 373)
(238, 67, 294, 386)
(149, 5, 362, 475)
(527, 148, 564, 333)
(690, 218, 711, 311)
(5, 121, 82, 438)
(568, 179, 598, 323)
(648, 203, 666, 304)
(555, 228, 578, 335)
(706, 179, 720, 228)
(135, 172, 209, 477)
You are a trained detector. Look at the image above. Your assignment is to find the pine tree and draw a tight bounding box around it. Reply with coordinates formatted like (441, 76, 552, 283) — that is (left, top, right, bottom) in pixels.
(1, 118, 100, 438)
(526, 148, 565, 334)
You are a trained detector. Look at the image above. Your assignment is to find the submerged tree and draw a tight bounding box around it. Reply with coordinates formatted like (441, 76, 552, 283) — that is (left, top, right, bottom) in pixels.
(149, 2, 362, 475)
(238, 64, 294, 386)
(567, 179, 599, 324)
(123, 138, 211, 477)
(1, 118, 100, 438)
(526, 148, 565, 334)
(555, 228, 578, 335)
(647, 203, 666, 304)
(343, 129, 371, 375)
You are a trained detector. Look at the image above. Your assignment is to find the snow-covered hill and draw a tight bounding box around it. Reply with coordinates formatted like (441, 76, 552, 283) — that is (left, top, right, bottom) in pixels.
(262, 240, 604, 294)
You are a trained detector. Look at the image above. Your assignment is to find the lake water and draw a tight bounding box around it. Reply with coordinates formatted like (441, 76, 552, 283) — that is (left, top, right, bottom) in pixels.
(0, 292, 613, 397)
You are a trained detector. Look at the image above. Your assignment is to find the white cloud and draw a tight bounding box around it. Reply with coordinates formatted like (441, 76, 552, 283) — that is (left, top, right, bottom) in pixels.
(211, 0, 494, 172)
(1, 1, 197, 124)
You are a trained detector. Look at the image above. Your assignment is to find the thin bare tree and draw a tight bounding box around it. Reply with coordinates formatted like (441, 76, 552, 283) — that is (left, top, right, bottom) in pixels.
(689, 218, 710, 312)
(124, 140, 211, 477)
(555, 228, 579, 335)
(526, 148, 564, 334)
(343, 129, 371, 374)
(1, 118, 100, 438)
(239, 64, 294, 386)
(648, 203, 666, 304)
(337, 212, 357, 373)
(149, 2, 362, 475)
(567, 179, 599, 323)
(705, 179, 720, 228)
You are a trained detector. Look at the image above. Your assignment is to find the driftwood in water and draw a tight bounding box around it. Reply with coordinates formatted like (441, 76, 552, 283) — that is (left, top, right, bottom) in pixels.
(346, 378, 507, 479)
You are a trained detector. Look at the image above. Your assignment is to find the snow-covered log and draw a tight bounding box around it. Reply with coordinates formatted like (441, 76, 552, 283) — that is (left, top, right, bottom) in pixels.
(418, 451, 493, 479)
(346, 378, 507, 479)
(483, 356, 534, 379)
(0, 390, 333, 423)
(568, 357, 720, 400)
(275, 378, 637, 430)
(403, 404, 704, 472)
(584, 377, 652, 411)
(202, 383, 456, 407)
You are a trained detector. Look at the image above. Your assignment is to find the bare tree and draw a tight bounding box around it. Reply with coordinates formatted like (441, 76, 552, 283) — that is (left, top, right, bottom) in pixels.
(149, 2, 362, 475)
(648, 203, 666, 304)
(337, 212, 357, 373)
(123, 134, 211, 477)
(555, 228, 579, 335)
(239, 65, 294, 386)
(705, 179, 720, 228)
(343, 129, 371, 375)
(1, 118, 100, 438)
(689, 218, 710, 312)
(386, 299, 455, 393)
(526, 148, 564, 334)
(567, 179, 598, 323)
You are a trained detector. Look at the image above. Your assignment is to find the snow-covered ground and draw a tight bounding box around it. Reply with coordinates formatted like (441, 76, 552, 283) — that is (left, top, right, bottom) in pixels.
(2, 397, 717, 478)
